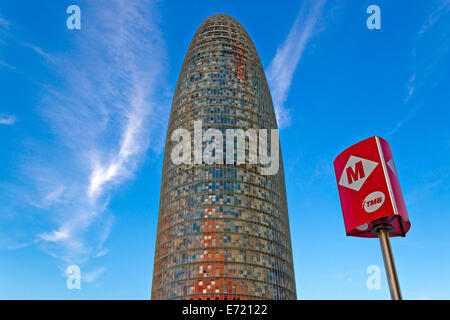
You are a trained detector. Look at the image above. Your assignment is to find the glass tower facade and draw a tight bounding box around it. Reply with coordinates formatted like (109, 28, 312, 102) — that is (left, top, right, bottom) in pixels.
(151, 14, 296, 300)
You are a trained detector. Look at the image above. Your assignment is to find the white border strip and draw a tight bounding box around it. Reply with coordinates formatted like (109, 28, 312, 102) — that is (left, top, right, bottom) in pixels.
(375, 136, 399, 216)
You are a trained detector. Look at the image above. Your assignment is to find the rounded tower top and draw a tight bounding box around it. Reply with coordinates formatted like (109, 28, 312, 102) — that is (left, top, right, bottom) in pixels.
(183, 13, 261, 67)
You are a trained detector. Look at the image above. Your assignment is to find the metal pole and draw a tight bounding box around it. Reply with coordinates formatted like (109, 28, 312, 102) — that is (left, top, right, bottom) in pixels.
(377, 227, 402, 300)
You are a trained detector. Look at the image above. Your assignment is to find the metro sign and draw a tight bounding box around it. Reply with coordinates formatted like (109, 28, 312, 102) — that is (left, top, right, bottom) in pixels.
(333, 136, 411, 238)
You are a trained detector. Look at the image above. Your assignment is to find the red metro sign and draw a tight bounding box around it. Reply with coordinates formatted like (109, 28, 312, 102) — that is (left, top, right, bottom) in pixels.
(333, 136, 411, 238)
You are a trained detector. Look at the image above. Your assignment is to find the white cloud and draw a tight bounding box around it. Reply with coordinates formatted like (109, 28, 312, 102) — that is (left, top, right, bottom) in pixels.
(40, 229, 70, 242)
(82, 267, 106, 283)
(21, 42, 56, 63)
(43, 187, 65, 204)
(404, 74, 416, 103)
(418, 0, 450, 35)
(406, 1, 450, 103)
(0, 60, 16, 70)
(0, 114, 15, 125)
(0, 14, 11, 31)
(0, 1, 170, 266)
(388, 2, 450, 136)
(95, 249, 109, 258)
(267, 0, 326, 129)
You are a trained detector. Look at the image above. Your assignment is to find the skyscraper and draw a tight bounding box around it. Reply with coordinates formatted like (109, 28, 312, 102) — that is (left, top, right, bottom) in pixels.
(151, 14, 296, 300)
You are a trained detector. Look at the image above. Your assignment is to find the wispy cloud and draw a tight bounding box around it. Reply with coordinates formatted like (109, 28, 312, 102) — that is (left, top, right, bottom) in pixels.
(21, 41, 56, 63)
(0, 60, 16, 70)
(418, 0, 450, 35)
(0, 113, 16, 125)
(388, 1, 450, 136)
(0, 13, 56, 70)
(267, 0, 326, 129)
(0, 13, 13, 45)
(1, 1, 169, 266)
(82, 267, 106, 283)
(36, 1, 169, 264)
(0, 14, 11, 31)
(332, 268, 366, 289)
(404, 73, 416, 103)
(95, 249, 108, 258)
(407, 0, 450, 100)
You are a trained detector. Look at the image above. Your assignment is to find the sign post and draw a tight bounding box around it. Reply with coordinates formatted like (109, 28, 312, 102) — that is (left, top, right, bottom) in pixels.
(375, 225, 402, 299)
(333, 136, 411, 300)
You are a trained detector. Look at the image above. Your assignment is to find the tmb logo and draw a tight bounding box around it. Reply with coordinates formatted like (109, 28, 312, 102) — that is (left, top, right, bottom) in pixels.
(363, 191, 385, 213)
(339, 156, 378, 191)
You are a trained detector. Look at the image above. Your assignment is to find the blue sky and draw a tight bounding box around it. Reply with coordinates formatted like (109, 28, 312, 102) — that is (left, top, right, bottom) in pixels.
(0, 0, 449, 299)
